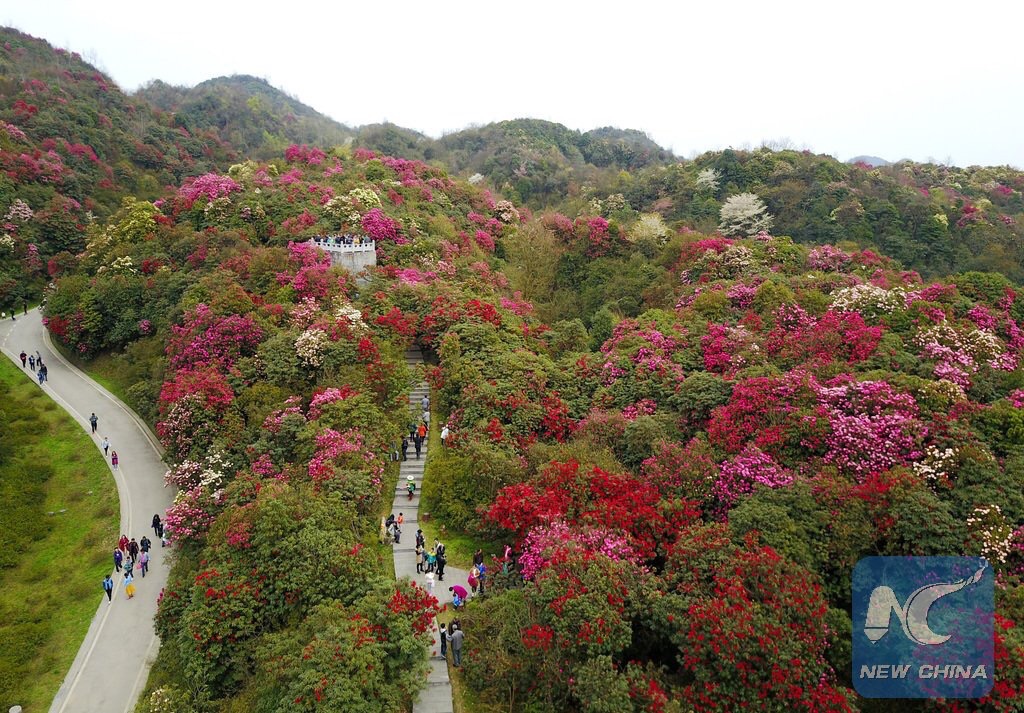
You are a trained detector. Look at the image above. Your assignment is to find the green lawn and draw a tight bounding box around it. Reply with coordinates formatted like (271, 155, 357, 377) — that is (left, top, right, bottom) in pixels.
(418, 412, 504, 570)
(0, 358, 118, 712)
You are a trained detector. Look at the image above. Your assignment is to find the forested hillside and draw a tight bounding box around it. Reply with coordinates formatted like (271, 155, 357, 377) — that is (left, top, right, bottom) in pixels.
(135, 75, 355, 161)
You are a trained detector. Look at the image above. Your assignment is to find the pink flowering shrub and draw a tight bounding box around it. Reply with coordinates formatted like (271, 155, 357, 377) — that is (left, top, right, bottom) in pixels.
(166, 304, 263, 370)
(622, 399, 657, 421)
(361, 208, 406, 244)
(306, 428, 385, 509)
(164, 484, 223, 544)
(177, 173, 241, 207)
(307, 385, 356, 420)
(816, 378, 923, 479)
(518, 521, 640, 580)
(284, 144, 326, 165)
(726, 282, 758, 308)
(599, 320, 686, 398)
(713, 445, 793, 513)
(395, 267, 436, 285)
(807, 244, 852, 271)
(276, 241, 334, 299)
(473, 230, 495, 252)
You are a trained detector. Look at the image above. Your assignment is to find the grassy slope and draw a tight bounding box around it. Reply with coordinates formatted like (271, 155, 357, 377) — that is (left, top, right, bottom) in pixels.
(0, 358, 118, 712)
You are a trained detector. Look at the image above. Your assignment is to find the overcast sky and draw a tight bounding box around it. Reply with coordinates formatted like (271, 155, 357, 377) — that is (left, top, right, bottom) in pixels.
(5, 1, 1023, 168)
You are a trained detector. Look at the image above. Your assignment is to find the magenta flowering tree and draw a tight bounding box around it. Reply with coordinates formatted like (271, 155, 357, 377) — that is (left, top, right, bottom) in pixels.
(276, 241, 335, 300)
(807, 244, 852, 271)
(166, 304, 263, 370)
(177, 173, 242, 207)
(164, 484, 224, 544)
(307, 385, 356, 420)
(284, 144, 326, 165)
(517, 521, 640, 580)
(816, 378, 924, 480)
(361, 208, 405, 244)
(305, 427, 385, 510)
(598, 319, 686, 404)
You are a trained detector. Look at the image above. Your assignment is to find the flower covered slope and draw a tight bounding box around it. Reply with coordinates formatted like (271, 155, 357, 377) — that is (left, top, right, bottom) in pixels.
(41, 147, 528, 711)
(42, 140, 1024, 712)
(397, 229, 1024, 710)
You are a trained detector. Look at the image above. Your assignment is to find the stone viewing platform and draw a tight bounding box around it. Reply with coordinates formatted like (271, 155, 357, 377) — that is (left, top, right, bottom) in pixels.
(311, 234, 377, 272)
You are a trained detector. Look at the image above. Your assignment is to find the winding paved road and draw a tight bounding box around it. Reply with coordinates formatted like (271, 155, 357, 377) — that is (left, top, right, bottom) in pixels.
(0, 309, 174, 713)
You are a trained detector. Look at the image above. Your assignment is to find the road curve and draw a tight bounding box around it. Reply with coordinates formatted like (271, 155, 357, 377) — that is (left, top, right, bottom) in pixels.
(0, 309, 174, 713)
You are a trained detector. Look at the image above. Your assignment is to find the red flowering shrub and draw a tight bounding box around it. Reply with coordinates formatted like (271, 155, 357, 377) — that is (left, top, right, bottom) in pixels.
(657, 524, 854, 711)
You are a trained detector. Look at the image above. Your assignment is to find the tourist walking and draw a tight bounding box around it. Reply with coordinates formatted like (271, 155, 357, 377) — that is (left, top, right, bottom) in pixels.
(140, 551, 149, 577)
(102, 575, 114, 602)
(28, 354, 35, 370)
(101, 437, 110, 456)
(440, 624, 448, 658)
(111, 451, 119, 469)
(401, 436, 409, 461)
(140, 535, 151, 553)
(118, 534, 129, 553)
(127, 537, 139, 561)
(113, 548, 123, 572)
(414, 434, 422, 459)
(152, 514, 161, 537)
(124, 572, 135, 599)
(89, 412, 98, 434)
(451, 625, 465, 667)
(19, 351, 26, 367)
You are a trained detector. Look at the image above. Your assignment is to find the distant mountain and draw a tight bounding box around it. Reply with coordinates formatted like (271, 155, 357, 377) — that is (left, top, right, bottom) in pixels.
(134, 75, 355, 160)
(433, 118, 675, 205)
(846, 155, 891, 167)
(353, 122, 437, 162)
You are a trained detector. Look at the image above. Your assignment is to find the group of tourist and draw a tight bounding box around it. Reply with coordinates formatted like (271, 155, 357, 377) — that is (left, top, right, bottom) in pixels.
(384, 512, 404, 544)
(415, 533, 447, 580)
(105, 516, 162, 601)
(402, 425, 428, 463)
(311, 234, 375, 248)
(439, 619, 466, 667)
(18, 349, 48, 384)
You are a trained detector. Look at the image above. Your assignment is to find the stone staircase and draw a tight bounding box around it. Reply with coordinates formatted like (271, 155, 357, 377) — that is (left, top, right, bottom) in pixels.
(390, 348, 466, 713)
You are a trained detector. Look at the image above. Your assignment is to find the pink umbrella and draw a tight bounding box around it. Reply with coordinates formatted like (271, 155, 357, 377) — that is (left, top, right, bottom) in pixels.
(451, 585, 468, 600)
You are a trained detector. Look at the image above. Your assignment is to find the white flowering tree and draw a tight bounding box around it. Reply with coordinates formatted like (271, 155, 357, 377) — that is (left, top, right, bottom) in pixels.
(695, 167, 720, 193)
(718, 193, 774, 237)
(629, 213, 668, 245)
